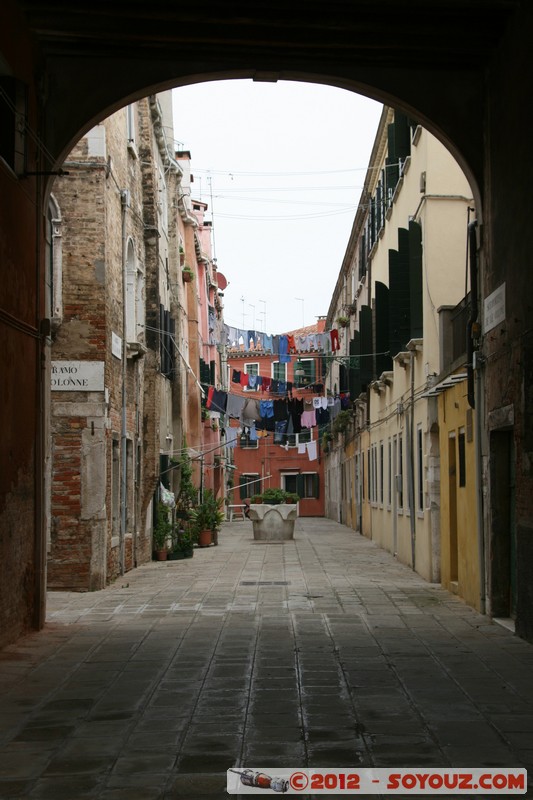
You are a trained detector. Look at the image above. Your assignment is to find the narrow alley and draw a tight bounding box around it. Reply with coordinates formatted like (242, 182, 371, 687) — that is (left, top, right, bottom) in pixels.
(0, 519, 531, 799)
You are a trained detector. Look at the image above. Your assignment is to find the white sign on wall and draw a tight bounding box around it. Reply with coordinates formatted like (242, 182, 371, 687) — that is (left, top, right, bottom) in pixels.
(51, 361, 105, 391)
(483, 283, 506, 334)
(112, 332, 122, 359)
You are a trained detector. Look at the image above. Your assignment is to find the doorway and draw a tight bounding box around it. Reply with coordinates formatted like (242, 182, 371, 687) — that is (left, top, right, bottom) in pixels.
(490, 430, 517, 619)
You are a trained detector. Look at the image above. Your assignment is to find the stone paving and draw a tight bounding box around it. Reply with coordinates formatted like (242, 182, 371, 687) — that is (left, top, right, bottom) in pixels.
(0, 517, 532, 799)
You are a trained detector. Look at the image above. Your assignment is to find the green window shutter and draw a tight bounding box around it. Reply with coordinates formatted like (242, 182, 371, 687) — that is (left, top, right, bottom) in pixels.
(169, 316, 176, 379)
(349, 332, 362, 400)
(409, 220, 423, 339)
(209, 360, 216, 385)
(393, 111, 411, 162)
(359, 305, 373, 389)
(313, 473, 319, 500)
(385, 157, 399, 204)
(375, 281, 392, 375)
(296, 474, 305, 499)
(376, 181, 383, 233)
(339, 363, 347, 393)
(359, 230, 367, 280)
(199, 358, 211, 386)
(388, 246, 411, 357)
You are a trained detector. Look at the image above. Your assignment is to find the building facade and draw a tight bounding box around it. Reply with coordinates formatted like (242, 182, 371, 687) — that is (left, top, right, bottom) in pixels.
(46, 92, 196, 589)
(325, 108, 479, 602)
(224, 324, 328, 517)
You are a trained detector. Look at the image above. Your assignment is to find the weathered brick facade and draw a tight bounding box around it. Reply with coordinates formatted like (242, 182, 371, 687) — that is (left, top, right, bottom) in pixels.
(47, 94, 183, 590)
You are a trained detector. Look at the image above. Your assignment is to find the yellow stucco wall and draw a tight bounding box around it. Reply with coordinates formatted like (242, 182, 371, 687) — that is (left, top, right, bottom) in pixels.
(438, 379, 481, 610)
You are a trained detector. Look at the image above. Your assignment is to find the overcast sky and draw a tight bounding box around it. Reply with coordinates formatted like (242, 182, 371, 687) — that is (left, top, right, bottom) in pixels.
(172, 80, 383, 335)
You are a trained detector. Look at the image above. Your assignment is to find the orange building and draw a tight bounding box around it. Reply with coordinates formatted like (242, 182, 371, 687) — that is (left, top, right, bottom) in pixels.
(224, 323, 327, 517)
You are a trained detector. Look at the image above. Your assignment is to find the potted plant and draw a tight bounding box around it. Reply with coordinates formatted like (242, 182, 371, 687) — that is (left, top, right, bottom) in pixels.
(182, 264, 194, 283)
(332, 409, 352, 439)
(248, 489, 300, 541)
(336, 315, 349, 328)
(322, 430, 333, 454)
(153, 502, 172, 560)
(189, 489, 225, 547)
(169, 526, 195, 559)
(175, 444, 198, 521)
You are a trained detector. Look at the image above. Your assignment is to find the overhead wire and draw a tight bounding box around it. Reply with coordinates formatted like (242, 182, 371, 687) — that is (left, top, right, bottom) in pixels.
(193, 162, 403, 178)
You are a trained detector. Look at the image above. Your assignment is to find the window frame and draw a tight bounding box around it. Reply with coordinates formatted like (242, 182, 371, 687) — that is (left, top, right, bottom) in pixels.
(239, 431, 259, 450)
(397, 433, 404, 512)
(417, 424, 425, 513)
(239, 473, 261, 499)
(271, 361, 287, 382)
(281, 471, 319, 499)
(243, 362, 260, 391)
(293, 357, 316, 388)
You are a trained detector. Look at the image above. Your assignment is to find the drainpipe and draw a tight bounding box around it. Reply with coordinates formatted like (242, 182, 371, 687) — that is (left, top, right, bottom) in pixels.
(467, 221, 478, 409)
(407, 351, 416, 571)
(119, 189, 130, 575)
(468, 219, 486, 613)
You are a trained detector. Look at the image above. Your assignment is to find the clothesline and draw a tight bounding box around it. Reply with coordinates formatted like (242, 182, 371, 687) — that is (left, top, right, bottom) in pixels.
(206, 384, 352, 439)
(224, 327, 342, 356)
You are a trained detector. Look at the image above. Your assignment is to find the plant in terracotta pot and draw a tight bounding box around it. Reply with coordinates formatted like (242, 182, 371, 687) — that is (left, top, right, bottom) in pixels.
(336, 315, 349, 328)
(182, 264, 194, 283)
(257, 488, 299, 505)
(189, 489, 225, 547)
(153, 502, 172, 560)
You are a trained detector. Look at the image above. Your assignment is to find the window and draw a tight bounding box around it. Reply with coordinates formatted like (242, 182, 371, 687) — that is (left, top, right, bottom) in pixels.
(379, 441, 384, 505)
(126, 240, 136, 342)
(126, 103, 137, 148)
(125, 240, 145, 346)
(272, 361, 286, 382)
(243, 362, 259, 390)
(284, 429, 311, 448)
(388, 439, 392, 508)
(299, 473, 319, 499)
(370, 445, 376, 504)
(159, 304, 175, 378)
(112, 438, 120, 539)
(240, 431, 258, 449)
(417, 425, 424, 511)
(398, 434, 404, 510)
(240, 473, 261, 499)
(367, 449, 372, 503)
(293, 358, 316, 387)
(157, 163, 168, 237)
(458, 428, 466, 487)
(282, 472, 319, 499)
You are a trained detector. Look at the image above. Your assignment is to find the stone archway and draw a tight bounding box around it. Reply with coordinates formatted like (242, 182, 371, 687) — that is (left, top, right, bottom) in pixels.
(2, 0, 533, 648)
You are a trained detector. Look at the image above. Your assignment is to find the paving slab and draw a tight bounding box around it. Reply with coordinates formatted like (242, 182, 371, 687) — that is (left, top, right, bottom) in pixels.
(0, 517, 532, 798)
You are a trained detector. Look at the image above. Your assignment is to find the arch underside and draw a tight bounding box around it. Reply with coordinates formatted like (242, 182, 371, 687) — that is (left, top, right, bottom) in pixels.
(22, 0, 517, 207)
